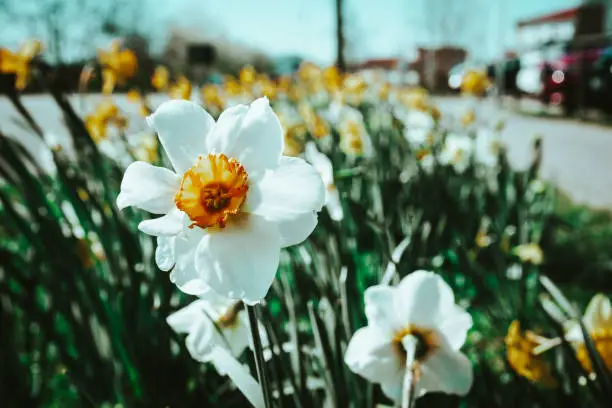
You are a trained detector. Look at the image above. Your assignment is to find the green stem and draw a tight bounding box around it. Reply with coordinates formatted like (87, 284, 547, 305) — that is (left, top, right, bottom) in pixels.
(246, 304, 273, 408)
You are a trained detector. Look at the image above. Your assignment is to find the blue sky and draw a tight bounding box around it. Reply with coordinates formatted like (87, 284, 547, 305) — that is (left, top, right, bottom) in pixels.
(174, 0, 581, 63)
(1, 0, 581, 64)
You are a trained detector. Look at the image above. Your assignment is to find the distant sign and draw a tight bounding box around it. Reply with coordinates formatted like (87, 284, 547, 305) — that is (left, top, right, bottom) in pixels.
(188, 44, 216, 65)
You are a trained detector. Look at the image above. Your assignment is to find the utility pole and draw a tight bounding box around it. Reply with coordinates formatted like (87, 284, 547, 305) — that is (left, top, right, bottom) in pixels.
(335, 0, 346, 71)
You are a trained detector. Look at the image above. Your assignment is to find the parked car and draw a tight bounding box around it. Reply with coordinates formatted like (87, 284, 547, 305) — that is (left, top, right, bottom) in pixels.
(516, 43, 566, 98)
(542, 46, 603, 114)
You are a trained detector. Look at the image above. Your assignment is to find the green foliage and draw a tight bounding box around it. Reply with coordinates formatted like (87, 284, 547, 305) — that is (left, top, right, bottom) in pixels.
(1, 76, 611, 407)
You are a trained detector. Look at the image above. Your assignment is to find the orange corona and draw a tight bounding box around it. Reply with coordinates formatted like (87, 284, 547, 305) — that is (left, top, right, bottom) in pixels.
(175, 154, 249, 229)
(392, 325, 440, 366)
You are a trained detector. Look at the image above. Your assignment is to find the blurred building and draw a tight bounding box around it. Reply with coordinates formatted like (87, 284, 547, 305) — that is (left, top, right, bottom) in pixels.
(516, 2, 608, 52)
(409, 47, 467, 91)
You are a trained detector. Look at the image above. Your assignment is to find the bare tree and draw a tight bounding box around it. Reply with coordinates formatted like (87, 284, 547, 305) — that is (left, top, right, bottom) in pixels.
(0, 0, 155, 64)
(335, 0, 346, 71)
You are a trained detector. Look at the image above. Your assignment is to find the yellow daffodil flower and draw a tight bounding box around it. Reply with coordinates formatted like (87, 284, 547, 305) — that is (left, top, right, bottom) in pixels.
(461, 69, 491, 98)
(133, 133, 159, 163)
(126, 89, 151, 117)
(239, 65, 256, 88)
(85, 100, 128, 144)
(513, 243, 543, 265)
(298, 62, 321, 84)
(298, 103, 329, 139)
(200, 84, 226, 114)
(342, 73, 368, 106)
(0, 40, 43, 90)
(152, 65, 169, 91)
(98, 40, 138, 94)
(565, 294, 612, 373)
(168, 75, 192, 100)
(505, 321, 557, 387)
(322, 66, 341, 93)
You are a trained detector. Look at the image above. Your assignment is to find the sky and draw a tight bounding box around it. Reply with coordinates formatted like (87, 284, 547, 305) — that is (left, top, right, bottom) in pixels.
(0, 0, 582, 64)
(173, 0, 581, 64)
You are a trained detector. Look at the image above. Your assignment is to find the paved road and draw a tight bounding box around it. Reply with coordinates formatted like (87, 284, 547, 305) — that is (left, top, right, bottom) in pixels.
(1, 94, 611, 208)
(435, 97, 612, 209)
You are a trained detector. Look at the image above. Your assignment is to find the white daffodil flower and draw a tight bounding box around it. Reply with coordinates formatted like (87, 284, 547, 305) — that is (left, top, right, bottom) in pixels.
(167, 294, 268, 406)
(438, 133, 473, 174)
(167, 292, 267, 361)
(304, 142, 343, 221)
(327, 103, 373, 159)
(344, 271, 473, 403)
(474, 129, 502, 167)
(399, 110, 435, 148)
(564, 294, 612, 371)
(117, 98, 326, 304)
(167, 296, 265, 407)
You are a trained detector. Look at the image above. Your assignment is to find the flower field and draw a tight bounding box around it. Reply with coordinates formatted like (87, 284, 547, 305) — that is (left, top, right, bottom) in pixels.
(1, 41, 612, 408)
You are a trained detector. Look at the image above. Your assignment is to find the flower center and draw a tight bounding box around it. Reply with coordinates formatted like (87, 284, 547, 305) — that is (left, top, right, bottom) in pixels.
(217, 301, 244, 329)
(175, 153, 249, 229)
(392, 325, 439, 366)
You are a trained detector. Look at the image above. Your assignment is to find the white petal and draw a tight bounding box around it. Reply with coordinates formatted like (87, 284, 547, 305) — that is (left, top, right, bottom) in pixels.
(209, 346, 265, 408)
(419, 346, 473, 396)
(184, 317, 217, 363)
(583, 293, 612, 331)
(222, 310, 251, 356)
(380, 373, 404, 404)
(225, 98, 283, 178)
(169, 228, 209, 295)
(344, 326, 402, 386)
(205, 104, 248, 153)
(276, 212, 318, 248)
(207, 98, 283, 178)
(326, 187, 344, 221)
(116, 161, 180, 214)
(138, 208, 185, 236)
(147, 100, 215, 173)
(364, 285, 400, 336)
(438, 305, 473, 351)
(247, 156, 325, 221)
(156, 236, 176, 271)
(194, 214, 281, 304)
(394, 271, 456, 329)
(166, 299, 207, 334)
(305, 142, 334, 186)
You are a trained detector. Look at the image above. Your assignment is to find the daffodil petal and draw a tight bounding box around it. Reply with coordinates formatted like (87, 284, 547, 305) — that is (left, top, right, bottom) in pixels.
(344, 326, 402, 386)
(438, 305, 473, 351)
(380, 373, 404, 404)
(207, 98, 282, 178)
(138, 208, 184, 236)
(156, 236, 176, 271)
(393, 270, 455, 328)
(305, 142, 334, 185)
(209, 346, 265, 408)
(419, 346, 473, 396)
(184, 317, 217, 363)
(583, 293, 612, 332)
(169, 228, 208, 295)
(364, 285, 400, 336)
(326, 188, 344, 221)
(166, 299, 206, 333)
(205, 104, 248, 153)
(117, 161, 180, 214)
(247, 156, 325, 221)
(276, 211, 318, 248)
(147, 100, 215, 173)
(193, 214, 281, 304)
